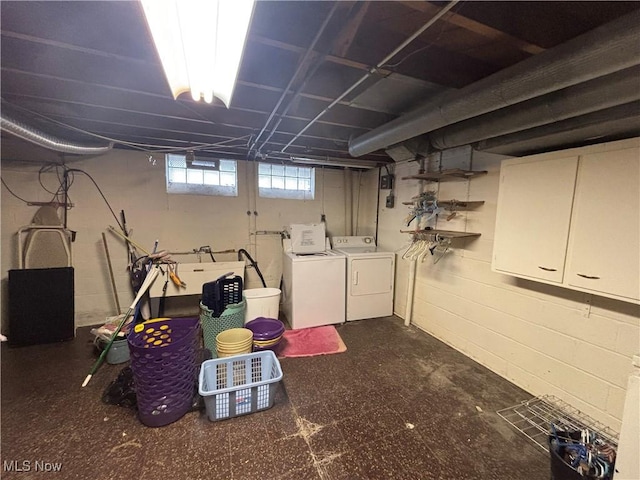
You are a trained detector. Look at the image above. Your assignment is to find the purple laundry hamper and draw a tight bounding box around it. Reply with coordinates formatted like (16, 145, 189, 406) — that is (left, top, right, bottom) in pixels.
(128, 317, 201, 427)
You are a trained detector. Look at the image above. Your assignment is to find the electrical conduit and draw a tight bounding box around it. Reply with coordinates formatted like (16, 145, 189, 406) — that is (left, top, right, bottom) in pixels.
(280, 0, 460, 153)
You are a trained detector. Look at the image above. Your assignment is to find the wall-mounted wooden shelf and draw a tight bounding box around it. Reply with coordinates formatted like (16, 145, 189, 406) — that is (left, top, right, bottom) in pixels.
(402, 169, 488, 182)
(402, 199, 485, 209)
(401, 229, 482, 239)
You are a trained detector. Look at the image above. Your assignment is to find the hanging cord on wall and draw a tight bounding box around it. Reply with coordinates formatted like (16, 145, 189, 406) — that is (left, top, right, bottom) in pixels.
(3, 163, 124, 232)
(65, 166, 125, 231)
(1, 177, 30, 203)
(237, 248, 267, 288)
(39, 163, 71, 198)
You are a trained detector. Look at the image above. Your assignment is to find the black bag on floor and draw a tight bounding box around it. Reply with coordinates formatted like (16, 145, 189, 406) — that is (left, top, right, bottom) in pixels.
(102, 366, 136, 408)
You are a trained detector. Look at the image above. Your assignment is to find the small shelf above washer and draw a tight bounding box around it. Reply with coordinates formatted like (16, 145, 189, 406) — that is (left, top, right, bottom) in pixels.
(402, 169, 488, 182)
(401, 229, 482, 239)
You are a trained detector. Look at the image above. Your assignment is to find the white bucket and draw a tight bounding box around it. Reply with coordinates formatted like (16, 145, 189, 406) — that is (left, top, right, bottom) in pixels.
(243, 288, 281, 324)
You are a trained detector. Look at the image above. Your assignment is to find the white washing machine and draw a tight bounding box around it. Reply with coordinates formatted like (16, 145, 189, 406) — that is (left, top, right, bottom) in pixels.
(281, 248, 346, 330)
(331, 236, 395, 321)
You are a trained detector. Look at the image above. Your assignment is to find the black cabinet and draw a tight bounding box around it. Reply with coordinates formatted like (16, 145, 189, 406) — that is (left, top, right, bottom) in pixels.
(8, 267, 75, 346)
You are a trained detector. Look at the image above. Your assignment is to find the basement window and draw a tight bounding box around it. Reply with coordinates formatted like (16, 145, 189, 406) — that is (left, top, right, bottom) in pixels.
(258, 163, 315, 200)
(166, 154, 237, 196)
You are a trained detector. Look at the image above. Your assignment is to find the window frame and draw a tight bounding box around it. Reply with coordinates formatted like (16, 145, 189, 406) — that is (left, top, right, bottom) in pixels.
(257, 162, 315, 200)
(165, 154, 238, 196)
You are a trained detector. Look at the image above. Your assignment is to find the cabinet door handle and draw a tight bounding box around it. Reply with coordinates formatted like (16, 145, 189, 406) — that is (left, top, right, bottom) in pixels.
(538, 266, 557, 272)
(577, 273, 600, 280)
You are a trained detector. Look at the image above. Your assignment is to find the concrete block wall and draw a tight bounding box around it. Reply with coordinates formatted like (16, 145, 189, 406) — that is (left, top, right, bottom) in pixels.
(378, 148, 640, 432)
(1, 149, 351, 330)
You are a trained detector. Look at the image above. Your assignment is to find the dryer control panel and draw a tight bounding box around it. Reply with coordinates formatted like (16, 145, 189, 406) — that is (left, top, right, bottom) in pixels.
(331, 236, 376, 248)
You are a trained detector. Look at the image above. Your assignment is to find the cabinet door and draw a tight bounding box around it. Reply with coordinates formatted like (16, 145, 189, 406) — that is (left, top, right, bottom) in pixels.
(492, 156, 578, 283)
(566, 147, 640, 301)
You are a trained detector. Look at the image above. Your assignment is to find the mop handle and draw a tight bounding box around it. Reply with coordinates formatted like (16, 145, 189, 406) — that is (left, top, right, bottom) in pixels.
(82, 267, 160, 387)
(108, 225, 150, 255)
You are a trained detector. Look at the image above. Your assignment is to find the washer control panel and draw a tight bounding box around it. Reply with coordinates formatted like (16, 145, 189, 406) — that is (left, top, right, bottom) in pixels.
(331, 236, 376, 247)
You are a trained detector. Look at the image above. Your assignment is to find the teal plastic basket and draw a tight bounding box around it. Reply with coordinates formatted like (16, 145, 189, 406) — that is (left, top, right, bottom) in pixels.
(200, 300, 246, 358)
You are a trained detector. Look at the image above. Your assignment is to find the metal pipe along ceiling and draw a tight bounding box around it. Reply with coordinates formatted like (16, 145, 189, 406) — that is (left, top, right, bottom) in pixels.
(1, 113, 113, 156)
(250, 1, 340, 155)
(348, 9, 640, 157)
(279, 0, 460, 154)
(429, 65, 640, 150)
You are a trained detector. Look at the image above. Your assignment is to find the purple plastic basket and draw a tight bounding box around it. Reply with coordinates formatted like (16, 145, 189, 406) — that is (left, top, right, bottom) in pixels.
(128, 317, 200, 427)
(245, 317, 285, 341)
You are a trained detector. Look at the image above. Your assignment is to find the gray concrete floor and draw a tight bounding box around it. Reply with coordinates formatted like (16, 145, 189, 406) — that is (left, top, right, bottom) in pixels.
(1, 316, 550, 479)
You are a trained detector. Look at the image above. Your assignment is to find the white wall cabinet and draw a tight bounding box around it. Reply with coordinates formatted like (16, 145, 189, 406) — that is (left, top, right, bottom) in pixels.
(493, 155, 578, 283)
(565, 147, 639, 300)
(492, 138, 640, 304)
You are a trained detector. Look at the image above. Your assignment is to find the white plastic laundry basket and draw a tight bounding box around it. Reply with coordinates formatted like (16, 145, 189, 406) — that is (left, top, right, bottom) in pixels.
(243, 288, 281, 324)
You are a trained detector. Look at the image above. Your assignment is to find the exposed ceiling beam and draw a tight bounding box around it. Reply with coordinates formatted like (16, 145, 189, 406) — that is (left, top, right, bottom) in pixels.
(332, 2, 371, 58)
(0, 29, 155, 65)
(397, 1, 545, 55)
(253, 16, 505, 89)
(2, 80, 383, 133)
(2, 64, 394, 122)
(1, 32, 389, 114)
(30, 110, 374, 155)
(250, 34, 395, 78)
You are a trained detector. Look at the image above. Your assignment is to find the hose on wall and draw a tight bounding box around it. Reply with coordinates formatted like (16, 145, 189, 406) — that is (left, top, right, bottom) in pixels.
(237, 248, 267, 288)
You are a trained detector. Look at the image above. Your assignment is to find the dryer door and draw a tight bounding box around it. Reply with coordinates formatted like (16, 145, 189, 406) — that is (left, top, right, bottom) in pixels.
(351, 257, 393, 296)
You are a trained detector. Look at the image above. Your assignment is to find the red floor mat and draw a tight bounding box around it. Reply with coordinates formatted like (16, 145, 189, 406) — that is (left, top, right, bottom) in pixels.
(278, 325, 347, 358)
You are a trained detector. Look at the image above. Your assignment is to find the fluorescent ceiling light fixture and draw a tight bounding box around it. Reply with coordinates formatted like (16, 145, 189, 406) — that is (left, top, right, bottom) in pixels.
(141, 0, 255, 106)
(290, 156, 383, 170)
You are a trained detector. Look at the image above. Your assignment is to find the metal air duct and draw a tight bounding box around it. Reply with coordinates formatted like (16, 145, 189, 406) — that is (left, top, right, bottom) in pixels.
(1, 113, 113, 156)
(348, 9, 640, 157)
(429, 65, 640, 150)
(475, 101, 640, 156)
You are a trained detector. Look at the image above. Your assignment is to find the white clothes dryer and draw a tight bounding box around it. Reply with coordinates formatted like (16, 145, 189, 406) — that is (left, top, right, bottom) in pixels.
(331, 236, 395, 321)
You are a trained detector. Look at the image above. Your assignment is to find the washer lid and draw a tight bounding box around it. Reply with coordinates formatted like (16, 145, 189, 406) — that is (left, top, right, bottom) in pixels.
(290, 223, 326, 254)
(286, 250, 345, 261)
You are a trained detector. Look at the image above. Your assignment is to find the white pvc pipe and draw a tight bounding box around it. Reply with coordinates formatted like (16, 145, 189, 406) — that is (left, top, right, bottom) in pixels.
(345, 169, 353, 235)
(405, 259, 417, 327)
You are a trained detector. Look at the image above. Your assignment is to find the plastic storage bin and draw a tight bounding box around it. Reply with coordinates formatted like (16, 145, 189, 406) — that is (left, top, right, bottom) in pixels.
(548, 432, 615, 480)
(128, 317, 200, 427)
(96, 337, 130, 364)
(245, 317, 285, 353)
(243, 288, 281, 324)
(106, 337, 130, 364)
(200, 300, 246, 358)
(202, 274, 243, 317)
(198, 350, 283, 421)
